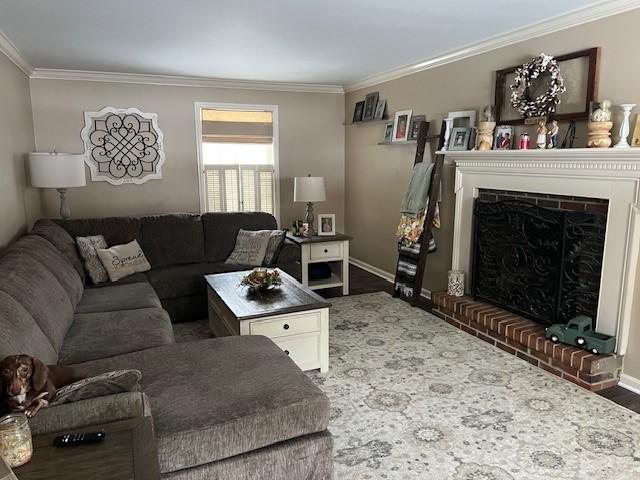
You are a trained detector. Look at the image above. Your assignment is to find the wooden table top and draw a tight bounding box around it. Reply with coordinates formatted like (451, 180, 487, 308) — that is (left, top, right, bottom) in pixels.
(205, 269, 331, 321)
(14, 418, 159, 480)
(286, 232, 352, 244)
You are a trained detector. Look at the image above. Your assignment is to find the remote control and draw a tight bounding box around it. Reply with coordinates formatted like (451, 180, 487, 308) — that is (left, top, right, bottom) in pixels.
(53, 431, 106, 447)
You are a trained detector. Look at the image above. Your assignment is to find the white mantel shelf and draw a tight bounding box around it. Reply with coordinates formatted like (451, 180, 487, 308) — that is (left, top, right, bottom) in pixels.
(442, 147, 640, 356)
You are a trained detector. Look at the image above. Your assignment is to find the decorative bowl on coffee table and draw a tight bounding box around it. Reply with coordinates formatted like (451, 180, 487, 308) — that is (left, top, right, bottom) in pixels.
(240, 268, 283, 293)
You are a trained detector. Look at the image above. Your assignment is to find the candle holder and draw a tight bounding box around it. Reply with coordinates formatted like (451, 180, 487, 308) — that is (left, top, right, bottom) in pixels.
(447, 270, 465, 297)
(614, 104, 636, 148)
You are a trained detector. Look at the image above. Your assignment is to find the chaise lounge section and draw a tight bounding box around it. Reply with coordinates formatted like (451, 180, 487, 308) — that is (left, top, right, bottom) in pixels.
(0, 212, 333, 479)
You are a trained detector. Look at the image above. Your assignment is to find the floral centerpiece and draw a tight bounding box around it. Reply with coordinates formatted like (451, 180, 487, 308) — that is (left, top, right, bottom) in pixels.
(240, 268, 282, 293)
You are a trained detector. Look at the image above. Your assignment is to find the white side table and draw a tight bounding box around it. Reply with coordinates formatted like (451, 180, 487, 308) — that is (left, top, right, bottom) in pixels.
(286, 232, 352, 295)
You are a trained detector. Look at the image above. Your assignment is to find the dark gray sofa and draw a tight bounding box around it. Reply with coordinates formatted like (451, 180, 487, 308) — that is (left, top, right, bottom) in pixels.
(0, 213, 333, 479)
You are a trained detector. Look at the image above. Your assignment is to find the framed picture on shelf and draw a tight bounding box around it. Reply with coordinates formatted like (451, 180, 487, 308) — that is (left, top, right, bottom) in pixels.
(631, 113, 640, 147)
(447, 110, 477, 129)
(383, 121, 394, 143)
(353, 101, 365, 123)
(494, 47, 600, 124)
(448, 127, 471, 150)
(392, 109, 412, 142)
(408, 115, 426, 140)
(363, 92, 379, 121)
(374, 99, 387, 120)
(318, 214, 336, 236)
(494, 125, 514, 149)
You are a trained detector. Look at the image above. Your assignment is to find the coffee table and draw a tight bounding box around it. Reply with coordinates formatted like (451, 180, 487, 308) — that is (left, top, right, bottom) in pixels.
(206, 269, 330, 372)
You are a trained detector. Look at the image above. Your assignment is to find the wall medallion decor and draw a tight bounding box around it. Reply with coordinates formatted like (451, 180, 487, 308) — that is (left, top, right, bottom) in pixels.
(81, 107, 165, 185)
(494, 47, 600, 124)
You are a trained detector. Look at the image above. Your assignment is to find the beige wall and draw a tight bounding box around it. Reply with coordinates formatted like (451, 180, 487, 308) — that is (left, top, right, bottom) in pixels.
(345, 10, 640, 376)
(0, 53, 40, 248)
(30, 81, 345, 231)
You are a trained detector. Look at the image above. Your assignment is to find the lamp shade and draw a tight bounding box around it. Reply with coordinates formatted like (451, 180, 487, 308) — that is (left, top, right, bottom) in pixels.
(294, 176, 326, 203)
(28, 153, 86, 189)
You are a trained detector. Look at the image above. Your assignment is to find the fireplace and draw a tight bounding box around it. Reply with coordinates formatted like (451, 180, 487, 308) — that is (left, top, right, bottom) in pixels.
(471, 192, 607, 327)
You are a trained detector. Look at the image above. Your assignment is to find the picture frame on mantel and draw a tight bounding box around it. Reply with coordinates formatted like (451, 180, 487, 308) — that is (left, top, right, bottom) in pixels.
(494, 47, 600, 125)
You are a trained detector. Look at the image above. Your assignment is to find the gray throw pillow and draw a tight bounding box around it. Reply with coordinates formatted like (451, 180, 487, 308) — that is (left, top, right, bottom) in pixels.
(262, 230, 286, 266)
(76, 235, 109, 284)
(51, 370, 142, 406)
(225, 229, 272, 266)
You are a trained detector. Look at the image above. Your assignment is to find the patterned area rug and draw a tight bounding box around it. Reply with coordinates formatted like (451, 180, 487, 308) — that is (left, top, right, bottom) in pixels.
(307, 292, 640, 480)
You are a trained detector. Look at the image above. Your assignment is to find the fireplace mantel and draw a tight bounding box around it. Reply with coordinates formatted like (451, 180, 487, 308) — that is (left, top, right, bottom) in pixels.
(441, 148, 640, 355)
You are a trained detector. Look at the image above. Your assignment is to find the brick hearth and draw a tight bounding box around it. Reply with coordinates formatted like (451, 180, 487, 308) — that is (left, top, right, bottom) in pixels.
(431, 292, 623, 391)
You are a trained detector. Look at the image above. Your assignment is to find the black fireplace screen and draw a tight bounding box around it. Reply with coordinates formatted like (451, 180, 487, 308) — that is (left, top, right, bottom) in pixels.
(471, 199, 606, 326)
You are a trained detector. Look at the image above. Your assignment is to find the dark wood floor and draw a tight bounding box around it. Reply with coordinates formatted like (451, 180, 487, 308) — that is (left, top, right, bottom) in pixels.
(320, 265, 640, 414)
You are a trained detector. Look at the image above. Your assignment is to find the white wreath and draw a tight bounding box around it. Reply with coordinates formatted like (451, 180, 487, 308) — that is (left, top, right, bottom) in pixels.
(510, 53, 566, 118)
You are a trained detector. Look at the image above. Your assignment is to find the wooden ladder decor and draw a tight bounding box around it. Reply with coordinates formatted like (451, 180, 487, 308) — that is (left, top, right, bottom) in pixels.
(392, 120, 444, 307)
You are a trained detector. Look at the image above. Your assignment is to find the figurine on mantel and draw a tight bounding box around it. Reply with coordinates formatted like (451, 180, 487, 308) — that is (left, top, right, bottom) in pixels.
(477, 105, 496, 151)
(536, 119, 547, 149)
(547, 120, 559, 148)
(587, 100, 613, 148)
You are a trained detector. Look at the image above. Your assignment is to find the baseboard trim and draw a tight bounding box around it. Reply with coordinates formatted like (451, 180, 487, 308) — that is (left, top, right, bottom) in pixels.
(349, 256, 431, 299)
(619, 373, 640, 395)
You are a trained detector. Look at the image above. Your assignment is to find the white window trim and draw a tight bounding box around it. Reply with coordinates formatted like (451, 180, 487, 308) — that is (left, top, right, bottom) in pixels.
(194, 101, 280, 223)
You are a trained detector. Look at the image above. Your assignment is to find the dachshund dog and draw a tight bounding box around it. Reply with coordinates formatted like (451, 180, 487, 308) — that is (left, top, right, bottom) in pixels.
(0, 355, 81, 418)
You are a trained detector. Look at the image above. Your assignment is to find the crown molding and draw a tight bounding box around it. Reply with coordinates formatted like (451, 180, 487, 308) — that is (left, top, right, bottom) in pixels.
(29, 68, 345, 94)
(345, 0, 640, 92)
(0, 29, 33, 76)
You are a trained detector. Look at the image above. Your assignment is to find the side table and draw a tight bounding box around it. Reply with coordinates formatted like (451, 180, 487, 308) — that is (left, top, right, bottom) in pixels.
(13, 418, 159, 480)
(286, 232, 352, 295)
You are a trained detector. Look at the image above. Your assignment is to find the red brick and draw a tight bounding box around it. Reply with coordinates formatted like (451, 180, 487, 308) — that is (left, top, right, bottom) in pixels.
(445, 318, 460, 329)
(496, 342, 516, 355)
(540, 362, 562, 378)
(562, 373, 591, 390)
(590, 379, 620, 392)
(477, 332, 496, 345)
(460, 324, 477, 336)
(559, 201, 586, 211)
(516, 351, 539, 367)
(569, 350, 590, 369)
(530, 349, 551, 364)
(551, 358, 578, 377)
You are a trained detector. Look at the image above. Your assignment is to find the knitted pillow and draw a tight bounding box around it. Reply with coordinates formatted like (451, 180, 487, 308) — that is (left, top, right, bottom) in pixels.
(76, 235, 109, 284)
(225, 230, 271, 266)
(51, 370, 142, 406)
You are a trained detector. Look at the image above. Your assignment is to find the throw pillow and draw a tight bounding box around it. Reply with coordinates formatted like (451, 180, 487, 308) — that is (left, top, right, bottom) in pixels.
(96, 240, 151, 282)
(76, 235, 109, 284)
(225, 229, 272, 266)
(50, 370, 142, 406)
(262, 230, 286, 266)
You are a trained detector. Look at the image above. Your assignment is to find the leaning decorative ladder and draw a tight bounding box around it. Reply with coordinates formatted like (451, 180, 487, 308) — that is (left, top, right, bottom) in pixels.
(392, 120, 444, 307)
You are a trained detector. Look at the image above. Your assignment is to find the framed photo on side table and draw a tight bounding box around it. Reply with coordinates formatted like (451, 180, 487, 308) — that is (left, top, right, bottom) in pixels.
(392, 109, 412, 142)
(318, 214, 336, 236)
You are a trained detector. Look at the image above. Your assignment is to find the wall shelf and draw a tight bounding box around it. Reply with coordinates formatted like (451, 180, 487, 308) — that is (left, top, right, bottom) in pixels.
(350, 118, 389, 125)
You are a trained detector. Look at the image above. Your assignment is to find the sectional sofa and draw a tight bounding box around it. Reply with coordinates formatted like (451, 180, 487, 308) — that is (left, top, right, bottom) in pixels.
(0, 212, 333, 479)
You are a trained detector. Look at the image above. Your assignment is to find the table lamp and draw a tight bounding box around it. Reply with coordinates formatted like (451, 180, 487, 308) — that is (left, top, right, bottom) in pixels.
(294, 175, 326, 236)
(28, 152, 86, 220)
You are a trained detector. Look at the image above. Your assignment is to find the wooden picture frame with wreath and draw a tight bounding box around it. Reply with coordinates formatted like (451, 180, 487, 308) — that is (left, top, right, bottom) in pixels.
(494, 47, 600, 125)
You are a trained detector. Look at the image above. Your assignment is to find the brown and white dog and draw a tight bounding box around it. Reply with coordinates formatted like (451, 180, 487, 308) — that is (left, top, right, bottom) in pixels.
(0, 354, 81, 418)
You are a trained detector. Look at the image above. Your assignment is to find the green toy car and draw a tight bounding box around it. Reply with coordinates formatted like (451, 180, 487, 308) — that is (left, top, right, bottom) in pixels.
(545, 315, 616, 355)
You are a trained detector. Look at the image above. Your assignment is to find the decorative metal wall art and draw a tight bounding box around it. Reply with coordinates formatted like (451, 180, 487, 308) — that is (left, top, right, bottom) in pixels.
(81, 107, 165, 185)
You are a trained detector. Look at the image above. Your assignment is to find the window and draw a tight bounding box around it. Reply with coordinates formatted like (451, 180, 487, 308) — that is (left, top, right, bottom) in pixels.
(196, 104, 278, 218)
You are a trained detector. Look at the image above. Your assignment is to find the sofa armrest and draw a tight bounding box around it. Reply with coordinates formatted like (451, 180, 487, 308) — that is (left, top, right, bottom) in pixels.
(29, 392, 152, 436)
(275, 239, 300, 265)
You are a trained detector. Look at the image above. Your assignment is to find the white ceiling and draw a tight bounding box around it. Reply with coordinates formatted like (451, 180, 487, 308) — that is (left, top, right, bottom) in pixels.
(0, 0, 607, 86)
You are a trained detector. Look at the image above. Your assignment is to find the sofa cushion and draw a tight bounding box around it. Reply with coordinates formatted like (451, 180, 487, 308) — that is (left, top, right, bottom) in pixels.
(30, 219, 85, 283)
(73, 336, 330, 473)
(75, 282, 161, 314)
(0, 291, 58, 364)
(8, 235, 84, 307)
(203, 212, 277, 262)
(140, 214, 205, 268)
(59, 308, 175, 364)
(55, 216, 142, 248)
(0, 251, 74, 352)
(86, 272, 149, 288)
(225, 229, 271, 266)
(147, 262, 249, 300)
